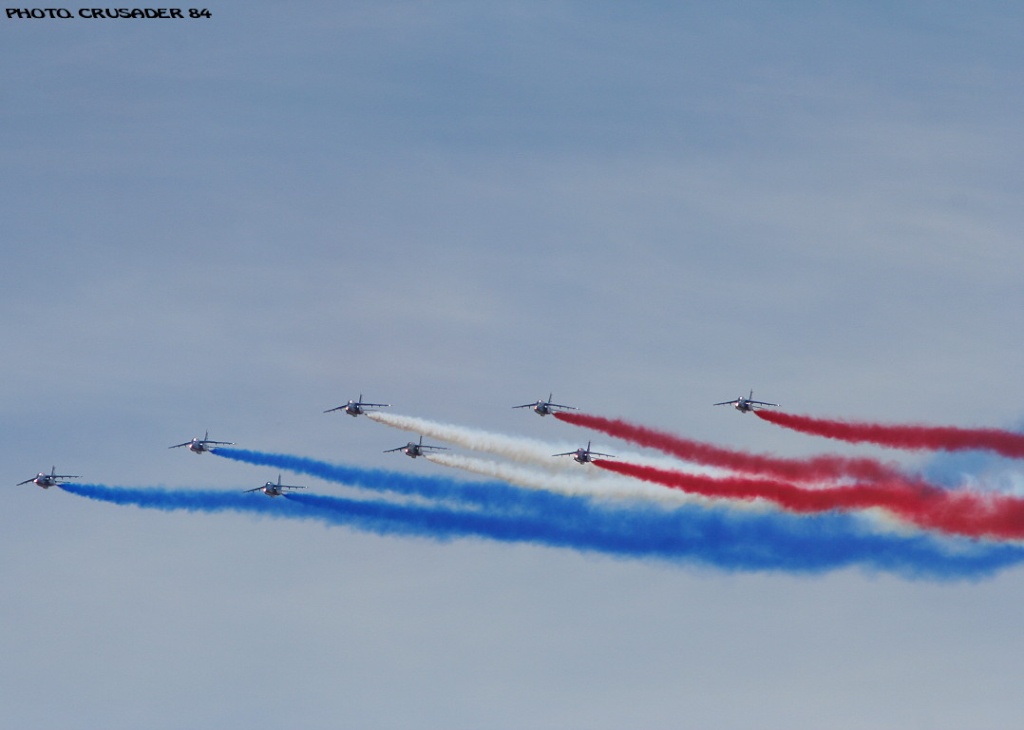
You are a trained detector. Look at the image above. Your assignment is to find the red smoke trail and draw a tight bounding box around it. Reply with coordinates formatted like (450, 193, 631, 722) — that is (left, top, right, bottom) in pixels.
(594, 459, 1024, 541)
(756, 410, 1024, 459)
(554, 411, 902, 483)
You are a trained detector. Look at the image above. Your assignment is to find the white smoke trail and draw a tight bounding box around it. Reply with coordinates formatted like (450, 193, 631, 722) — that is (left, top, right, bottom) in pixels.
(366, 414, 951, 536)
(368, 411, 589, 472)
(367, 411, 720, 476)
(425, 452, 714, 507)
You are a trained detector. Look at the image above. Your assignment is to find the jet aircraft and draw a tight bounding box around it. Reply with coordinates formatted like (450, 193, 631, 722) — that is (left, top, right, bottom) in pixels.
(513, 393, 577, 416)
(169, 431, 234, 454)
(553, 441, 615, 464)
(16, 466, 80, 489)
(384, 435, 448, 458)
(244, 475, 305, 497)
(714, 390, 779, 413)
(324, 394, 390, 417)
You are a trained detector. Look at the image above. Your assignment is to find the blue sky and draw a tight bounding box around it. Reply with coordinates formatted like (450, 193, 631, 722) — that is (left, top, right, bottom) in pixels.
(4, 3, 1024, 728)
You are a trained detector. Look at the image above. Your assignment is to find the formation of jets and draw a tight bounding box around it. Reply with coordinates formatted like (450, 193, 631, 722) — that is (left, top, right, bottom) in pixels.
(714, 390, 779, 414)
(18, 388, 781, 491)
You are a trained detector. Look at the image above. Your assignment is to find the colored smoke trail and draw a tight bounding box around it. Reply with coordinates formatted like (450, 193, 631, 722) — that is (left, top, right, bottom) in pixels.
(58, 482, 320, 518)
(595, 460, 1024, 541)
(288, 493, 1011, 577)
(757, 409, 1024, 459)
(56, 481, 1024, 579)
(206, 448, 1024, 577)
(212, 447, 536, 514)
(281, 495, 1024, 577)
(555, 411, 904, 482)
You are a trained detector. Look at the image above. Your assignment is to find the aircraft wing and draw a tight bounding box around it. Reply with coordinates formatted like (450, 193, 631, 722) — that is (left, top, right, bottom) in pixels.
(281, 485, 306, 490)
(552, 450, 577, 457)
(16, 478, 35, 485)
(323, 405, 346, 413)
(750, 400, 779, 407)
(383, 446, 406, 453)
(168, 442, 192, 449)
(203, 440, 234, 446)
(243, 487, 264, 493)
(513, 402, 538, 409)
(421, 444, 448, 451)
(549, 403, 576, 410)
(713, 400, 738, 406)
(589, 452, 615, 458)
(361, 403, 389, 408)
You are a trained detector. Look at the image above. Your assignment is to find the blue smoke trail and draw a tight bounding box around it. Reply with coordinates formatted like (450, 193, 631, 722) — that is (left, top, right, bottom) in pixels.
(59, 482, 320, 519)
(284, 492, 1024, 579)
(212, 447, 548, 513)
(61, 476, 1024, 579)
